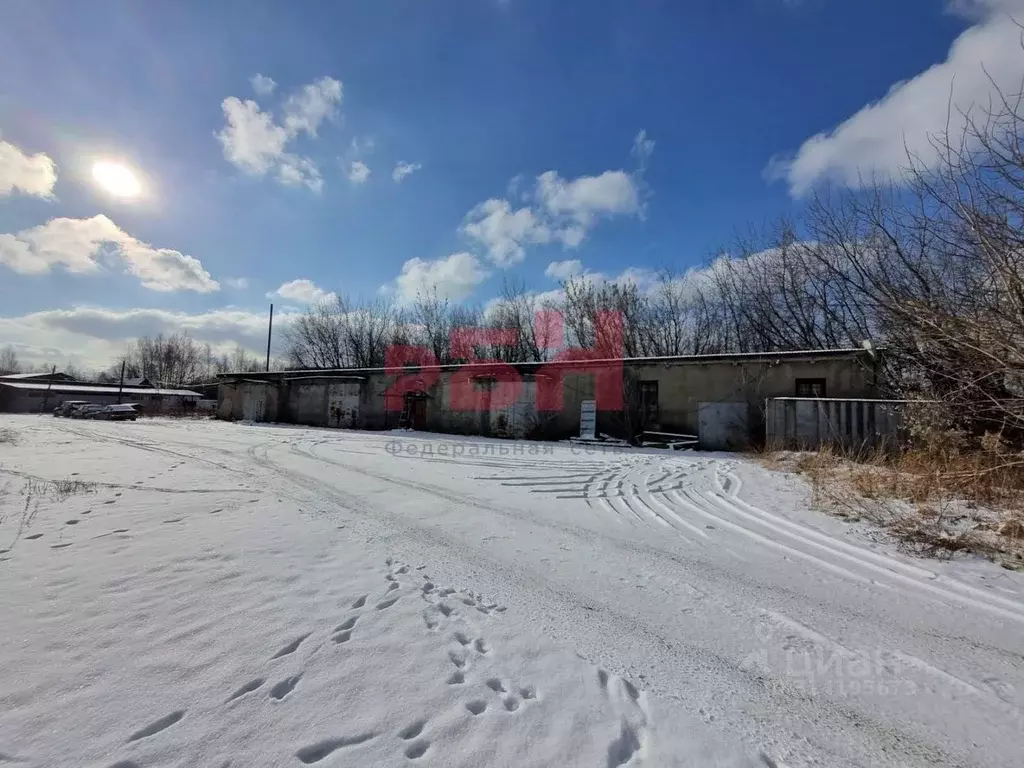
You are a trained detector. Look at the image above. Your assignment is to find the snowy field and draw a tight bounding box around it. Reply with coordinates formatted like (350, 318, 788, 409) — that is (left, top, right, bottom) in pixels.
(1, 415, 1022, 768)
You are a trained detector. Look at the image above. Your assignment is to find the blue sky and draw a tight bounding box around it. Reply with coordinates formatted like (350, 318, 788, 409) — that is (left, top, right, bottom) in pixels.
(0, 0, 1017, 368)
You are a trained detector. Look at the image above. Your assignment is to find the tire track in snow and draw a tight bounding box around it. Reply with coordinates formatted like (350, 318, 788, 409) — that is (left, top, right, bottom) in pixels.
(702, 482, 1024, 625)
(233, 434, 981, 768)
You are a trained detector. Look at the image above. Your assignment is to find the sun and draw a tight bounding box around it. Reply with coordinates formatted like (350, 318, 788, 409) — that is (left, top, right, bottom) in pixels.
(91, 161, 142, 199)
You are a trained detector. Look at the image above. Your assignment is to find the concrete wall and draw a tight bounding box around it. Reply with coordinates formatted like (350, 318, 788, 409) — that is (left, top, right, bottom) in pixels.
(551, 356, 875, 445)
(216, 352, 878, 447)
(283, 379, 361, 428)
(217, 382, 278, 422)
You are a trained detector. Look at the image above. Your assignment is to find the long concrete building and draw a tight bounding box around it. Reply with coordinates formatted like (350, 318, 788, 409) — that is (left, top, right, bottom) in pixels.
(216, 348, 879, 450)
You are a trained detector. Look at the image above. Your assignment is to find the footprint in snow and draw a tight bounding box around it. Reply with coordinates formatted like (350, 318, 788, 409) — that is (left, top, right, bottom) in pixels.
(465, 700, 487, 715)
(25, 533, 43, 540)
(335, 616, 358, 632)
(271, 633, 310, 660)
(398, 720, 426, 740)
(406, 741, 430, 759)
(295, 733, 377, 764)
(126, 710, 185, 742)
(351, 595, 367, 609)
(227, 678, 265, 702)
(449, 650, 467, 669)
(270, 674, 302, 700)
(376, 596, 399, 611)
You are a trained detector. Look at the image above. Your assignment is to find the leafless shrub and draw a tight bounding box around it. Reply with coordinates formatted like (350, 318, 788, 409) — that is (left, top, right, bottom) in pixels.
(22, 476, 98, 504)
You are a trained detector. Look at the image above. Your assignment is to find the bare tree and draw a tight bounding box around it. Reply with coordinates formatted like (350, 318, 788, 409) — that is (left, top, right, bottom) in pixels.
(0, 346, 20, 375)
(285, 295, 404, 369)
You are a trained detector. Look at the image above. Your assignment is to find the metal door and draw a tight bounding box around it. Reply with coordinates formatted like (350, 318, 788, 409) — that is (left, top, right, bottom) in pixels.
(697, 402, 748, 450)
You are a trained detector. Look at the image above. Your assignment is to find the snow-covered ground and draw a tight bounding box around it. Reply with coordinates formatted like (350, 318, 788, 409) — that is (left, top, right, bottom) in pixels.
(1, 415, 1021, 768)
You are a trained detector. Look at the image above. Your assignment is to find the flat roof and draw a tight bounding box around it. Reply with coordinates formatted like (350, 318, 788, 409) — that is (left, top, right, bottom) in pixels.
(217, 347, 872, 380)
(0, 382, 201, 397)
(0, 372, 75, 380)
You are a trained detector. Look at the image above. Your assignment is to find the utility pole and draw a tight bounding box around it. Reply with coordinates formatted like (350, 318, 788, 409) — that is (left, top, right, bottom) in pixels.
(42, 365, 57, 413)
(266, 303, 274, 372)
(117, 360, 126, 404)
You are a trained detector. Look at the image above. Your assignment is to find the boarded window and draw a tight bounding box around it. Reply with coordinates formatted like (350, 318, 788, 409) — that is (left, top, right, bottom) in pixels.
(795, 378, 826, 397)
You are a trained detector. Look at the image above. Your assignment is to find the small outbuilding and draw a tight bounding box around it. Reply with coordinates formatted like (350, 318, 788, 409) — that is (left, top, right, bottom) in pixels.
(0, 378, 202, 415)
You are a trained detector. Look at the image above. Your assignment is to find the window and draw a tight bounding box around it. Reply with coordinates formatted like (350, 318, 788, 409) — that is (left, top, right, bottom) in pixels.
(639, 380, 659, 423)
(795, 378, 826, 397)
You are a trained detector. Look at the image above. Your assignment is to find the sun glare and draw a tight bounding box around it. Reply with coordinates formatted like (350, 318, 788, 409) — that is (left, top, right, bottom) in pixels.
(91, 161, 142, 199)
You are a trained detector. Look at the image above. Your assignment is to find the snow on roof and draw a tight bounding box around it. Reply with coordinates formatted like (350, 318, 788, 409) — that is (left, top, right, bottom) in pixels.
(218, 347, 873, 379)
(0, 372, 75, 380)
(0, 381, 201, 397)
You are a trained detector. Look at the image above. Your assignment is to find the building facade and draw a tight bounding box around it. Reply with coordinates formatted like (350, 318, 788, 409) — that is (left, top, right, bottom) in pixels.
(217, 348, 879, 449)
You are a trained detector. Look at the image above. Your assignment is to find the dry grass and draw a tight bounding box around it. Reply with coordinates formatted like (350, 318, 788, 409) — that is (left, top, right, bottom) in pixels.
(1, 476, 98, 549)
(773, 443, 1024, 567)
(22, 476, 98, 503)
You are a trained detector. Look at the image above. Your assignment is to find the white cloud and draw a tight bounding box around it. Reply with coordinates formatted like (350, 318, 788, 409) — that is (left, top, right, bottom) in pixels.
(392, 161, 422, 183)
(535, 170, 641, 229)
(0, 138, 57, 198)
(350, 136, 376, 156)
(544, 259, 583, 280)
(215, 97, 289, 175)
(0, 215, 219, 292)
(215, 75, 341, 192)
(393, 252, 489, 303)
(269, 278, 336, 305)
(631, 129, 655, 172)
(282, 76, 343, 137)
(276, 154, 323, 192)
(482, 263, 662, 323)
(348, 160, 371, 184)
(225, 277, 249, 290)
(769, 0, 1024, 195)
(462, 156, 645, 266)
(250, 74, 277, 96)
(0, 306, 293, 371)
(460, 198, 551, 267)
